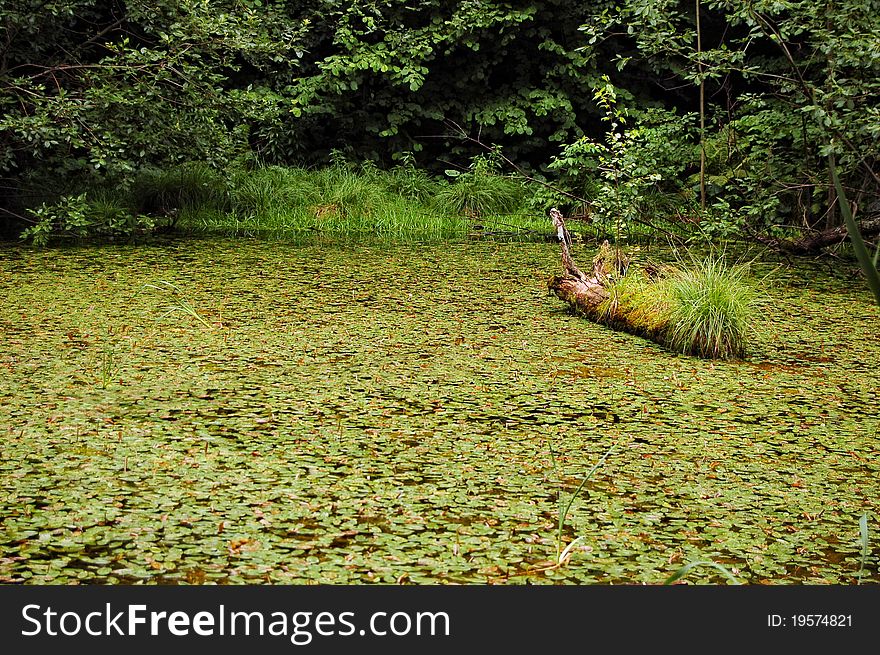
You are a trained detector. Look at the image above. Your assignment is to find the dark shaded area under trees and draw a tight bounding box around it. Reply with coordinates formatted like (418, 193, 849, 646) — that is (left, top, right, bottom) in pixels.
(1, 0, 878, 257)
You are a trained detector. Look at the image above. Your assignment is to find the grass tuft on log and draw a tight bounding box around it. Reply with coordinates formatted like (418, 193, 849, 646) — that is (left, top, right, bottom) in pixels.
(549, 209, 756, 359)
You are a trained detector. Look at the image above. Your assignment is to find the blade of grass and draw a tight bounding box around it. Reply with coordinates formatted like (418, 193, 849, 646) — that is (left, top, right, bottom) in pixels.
(556, 443, 617, 563)
(664, 560, 742, 585)
(142, 281, 214, 329)
(858, 513, 869, 585)
(558, 535, 589, 565)
(830, 157, 880, 306)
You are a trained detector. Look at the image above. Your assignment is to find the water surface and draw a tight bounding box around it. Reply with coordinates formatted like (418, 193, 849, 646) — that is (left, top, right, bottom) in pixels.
(1, 238, 877, 584)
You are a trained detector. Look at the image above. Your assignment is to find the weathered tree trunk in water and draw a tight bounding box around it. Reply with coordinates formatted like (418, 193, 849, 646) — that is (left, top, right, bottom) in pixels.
(547, 208, 625, 319)
(547, 209, 673, 348)
(547, 209, 751, 359)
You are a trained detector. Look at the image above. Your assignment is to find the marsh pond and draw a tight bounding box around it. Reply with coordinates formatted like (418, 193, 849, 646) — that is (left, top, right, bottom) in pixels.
(1, 238, 878, 584)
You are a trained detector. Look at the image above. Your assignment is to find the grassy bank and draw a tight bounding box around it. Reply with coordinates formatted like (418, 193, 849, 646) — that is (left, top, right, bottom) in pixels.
(19, 159, 704, 245)
(182, 161, 559, 239)
(20, 160, 558, 244)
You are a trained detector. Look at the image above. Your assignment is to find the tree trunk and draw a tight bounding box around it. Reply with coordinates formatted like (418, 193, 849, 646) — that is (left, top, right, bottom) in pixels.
(547, 209, 661, 342)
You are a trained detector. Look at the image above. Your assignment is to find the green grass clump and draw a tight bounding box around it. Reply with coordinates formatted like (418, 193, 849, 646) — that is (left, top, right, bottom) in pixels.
(229, 166, 315, 217)
(87, 190, 144, 229)
(434, 171, 524, 219)
(366, 161, 439, 202)
(663, 257, 756, 359)
(591, 249, 756, 359)
(312, 165, 386, 225)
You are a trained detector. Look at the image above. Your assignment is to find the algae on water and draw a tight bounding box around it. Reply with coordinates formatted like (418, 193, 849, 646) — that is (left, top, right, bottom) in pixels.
(0, 239, 877, 584)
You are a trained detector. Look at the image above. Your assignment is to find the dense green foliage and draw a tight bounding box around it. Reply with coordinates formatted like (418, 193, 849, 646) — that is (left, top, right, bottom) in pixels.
(2, 0, 878, 258)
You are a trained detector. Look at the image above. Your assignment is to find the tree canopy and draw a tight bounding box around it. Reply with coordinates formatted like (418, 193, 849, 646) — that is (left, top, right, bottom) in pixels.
(2, 0, 878, 245)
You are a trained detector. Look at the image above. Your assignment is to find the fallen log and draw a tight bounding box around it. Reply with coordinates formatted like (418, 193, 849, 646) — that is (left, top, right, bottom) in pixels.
(547, 208, 655, 338)
(548, 209, 611, 310)
(546, 208, 751, 359)
(752, 215, 880, 255)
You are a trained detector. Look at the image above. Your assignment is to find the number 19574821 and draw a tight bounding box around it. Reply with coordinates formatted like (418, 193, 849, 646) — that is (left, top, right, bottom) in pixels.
(768, 614, 852, 628)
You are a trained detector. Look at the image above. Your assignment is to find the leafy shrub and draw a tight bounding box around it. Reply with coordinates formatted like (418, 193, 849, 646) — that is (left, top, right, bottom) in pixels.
(21, 194, 158, 245)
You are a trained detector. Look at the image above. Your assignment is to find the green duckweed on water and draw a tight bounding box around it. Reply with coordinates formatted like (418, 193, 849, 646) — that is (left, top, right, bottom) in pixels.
(0, 237, 877, 585)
